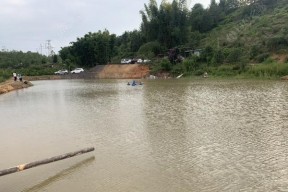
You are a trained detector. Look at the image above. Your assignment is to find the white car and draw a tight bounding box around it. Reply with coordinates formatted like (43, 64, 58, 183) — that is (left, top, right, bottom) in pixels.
(54, 69, 68, 75)
(137, 59, 143, 63)
(121, 59, 131, 64)
(71, 68, 84, 74)
(143, 59, 151, 63)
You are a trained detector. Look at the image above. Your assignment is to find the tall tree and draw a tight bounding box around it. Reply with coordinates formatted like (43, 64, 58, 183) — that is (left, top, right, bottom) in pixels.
(60, 30, 116, 67)
(140, 0, 189, 48)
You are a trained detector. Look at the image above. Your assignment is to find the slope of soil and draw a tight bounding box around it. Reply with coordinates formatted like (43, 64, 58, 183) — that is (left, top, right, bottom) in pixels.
(90, 64, 150, 79)
(0, 79, 33, 95)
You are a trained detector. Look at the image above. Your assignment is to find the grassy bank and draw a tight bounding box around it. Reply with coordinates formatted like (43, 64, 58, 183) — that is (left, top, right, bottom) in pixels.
(151, 59, 288, 79)
(0, 69, 12, 83)
(206, 63, 288, 79)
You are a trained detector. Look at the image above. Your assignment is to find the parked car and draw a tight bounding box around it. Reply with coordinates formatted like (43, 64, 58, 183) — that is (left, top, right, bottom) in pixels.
(136, 59, 151, 63)
(143, 59, 151, 63)
(137, 59, 143, 63)
(121, 59, 132, 64)
(54, 69, 68, 75)
(71, 68, 84, 74)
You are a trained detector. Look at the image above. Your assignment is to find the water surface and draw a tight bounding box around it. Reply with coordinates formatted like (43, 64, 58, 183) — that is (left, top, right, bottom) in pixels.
(0, 79, 288, 192)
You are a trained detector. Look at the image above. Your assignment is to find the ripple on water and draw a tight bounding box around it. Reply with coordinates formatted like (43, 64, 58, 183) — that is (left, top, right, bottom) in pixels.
(1, 79, 288, 191)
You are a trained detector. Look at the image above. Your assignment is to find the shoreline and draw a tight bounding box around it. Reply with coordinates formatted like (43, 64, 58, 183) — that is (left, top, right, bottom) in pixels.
(0, 79, 33, 95)
(1, 74, 287, 95)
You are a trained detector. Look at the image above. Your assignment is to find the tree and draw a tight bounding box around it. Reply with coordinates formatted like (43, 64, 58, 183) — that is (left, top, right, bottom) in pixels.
(59, 30, 117, 67)
(190, 4, 205, 32)
(140, 0, 189, 49)
(52, 55, 58, 64)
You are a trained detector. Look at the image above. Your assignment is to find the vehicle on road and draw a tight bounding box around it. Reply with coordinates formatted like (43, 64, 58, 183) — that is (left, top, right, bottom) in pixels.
(54, 69, 68, 75)
(71, 68, 84, 74)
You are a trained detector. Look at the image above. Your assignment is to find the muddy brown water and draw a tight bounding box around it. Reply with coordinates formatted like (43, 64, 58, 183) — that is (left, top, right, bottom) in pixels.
(0, 79, 288, 192)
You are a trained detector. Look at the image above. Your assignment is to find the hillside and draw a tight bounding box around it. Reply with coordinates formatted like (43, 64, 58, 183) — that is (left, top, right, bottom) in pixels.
(202, 2, 288, 63)
(1, 0, 288, 81)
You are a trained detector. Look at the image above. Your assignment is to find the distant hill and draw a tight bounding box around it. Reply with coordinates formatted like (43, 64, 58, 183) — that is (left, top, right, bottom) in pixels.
(201, 0, 288, 64)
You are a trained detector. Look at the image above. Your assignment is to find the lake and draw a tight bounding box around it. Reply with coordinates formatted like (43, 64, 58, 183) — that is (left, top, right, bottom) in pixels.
(0, 79, 288, 192)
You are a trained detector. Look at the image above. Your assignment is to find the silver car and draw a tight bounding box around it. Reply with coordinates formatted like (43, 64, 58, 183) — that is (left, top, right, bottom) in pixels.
(54, 69, 68, 75)
(71, 68, 84, 74)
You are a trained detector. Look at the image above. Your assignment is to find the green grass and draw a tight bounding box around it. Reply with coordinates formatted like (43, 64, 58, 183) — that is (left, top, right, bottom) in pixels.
(179, 62, 288, 79)
(0, 69, 13, 83)
(247, 62, 288, 78)
(0, 65, 56, 83)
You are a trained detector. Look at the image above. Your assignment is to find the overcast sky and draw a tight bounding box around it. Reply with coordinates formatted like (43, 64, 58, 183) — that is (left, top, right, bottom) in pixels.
(0, 0, 211, 54)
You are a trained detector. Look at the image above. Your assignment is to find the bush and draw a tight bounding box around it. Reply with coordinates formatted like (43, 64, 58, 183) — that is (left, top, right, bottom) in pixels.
(255, 53, 270, 63)
(211, 65, 240, 77)
(226, 48, 243, 64)
(171, 64, 184, 76)
(150, 58, 173, 74)
(249, 45, 263, 59)
(267, 36, 288, 51)
(160, 59, 172, 71)
(182, 58, 199, 72)
(194, 69, 205, 76)
(247, 63, 288, 77)
(0, 69, 13, 82)
(138, 41, 162, 57)
(285, 56, 288, 63)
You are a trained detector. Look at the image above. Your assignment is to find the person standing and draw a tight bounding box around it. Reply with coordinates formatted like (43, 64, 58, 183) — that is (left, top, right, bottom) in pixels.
(13, 72, 17, 81)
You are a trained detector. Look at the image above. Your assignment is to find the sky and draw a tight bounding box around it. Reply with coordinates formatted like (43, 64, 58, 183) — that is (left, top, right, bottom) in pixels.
(0, 0, 211, 54)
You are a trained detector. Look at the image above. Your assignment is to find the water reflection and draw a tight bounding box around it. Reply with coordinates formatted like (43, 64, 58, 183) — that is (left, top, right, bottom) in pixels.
(22, 157, 95, 192)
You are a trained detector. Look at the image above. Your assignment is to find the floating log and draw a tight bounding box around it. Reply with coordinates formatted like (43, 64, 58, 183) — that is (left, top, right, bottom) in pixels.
(0, 147, 94, 177)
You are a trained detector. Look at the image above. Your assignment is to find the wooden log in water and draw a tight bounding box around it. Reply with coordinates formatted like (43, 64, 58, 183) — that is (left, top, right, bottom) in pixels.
(0, 147, 94, 177)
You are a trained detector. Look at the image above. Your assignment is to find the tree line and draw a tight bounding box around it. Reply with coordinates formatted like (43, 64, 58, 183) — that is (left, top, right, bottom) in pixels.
(59, 0, 281, 69)
(1, 0, 284, 80)
(0, 51, 60, 81)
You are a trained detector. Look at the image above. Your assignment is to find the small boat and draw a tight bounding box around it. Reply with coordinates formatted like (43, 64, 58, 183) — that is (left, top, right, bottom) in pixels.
(131, 80, 137, 86)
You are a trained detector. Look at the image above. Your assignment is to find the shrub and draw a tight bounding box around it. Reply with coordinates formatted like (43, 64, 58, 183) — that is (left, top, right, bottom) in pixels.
(0, 69, 13, 82)
(255, 53, 270, 63)
(248, 63, 288, 77)
(249, 45, 263, 59)
(160, 59, 172, 71)
(171, 64, 184, 76)
(267, 36, 288, 51)
(194, 69, 205, 76)
(226, 48, 243, 63)
(138, 41, 162, 57)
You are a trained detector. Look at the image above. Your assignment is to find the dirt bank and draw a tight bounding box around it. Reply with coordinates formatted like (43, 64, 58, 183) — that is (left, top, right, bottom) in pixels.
(0, 79, 33, 95)
(24, 64, 150, 81)
(90, 64, 150, 79)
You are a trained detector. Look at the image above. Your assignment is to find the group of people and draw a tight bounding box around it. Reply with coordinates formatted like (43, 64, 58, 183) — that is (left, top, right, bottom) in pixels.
(127, 80, 143, 86)
(13, 73, 23, 82)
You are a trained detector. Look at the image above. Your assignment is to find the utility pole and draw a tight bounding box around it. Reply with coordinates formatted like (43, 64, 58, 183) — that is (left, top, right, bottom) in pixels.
(45, 40, 54, 56)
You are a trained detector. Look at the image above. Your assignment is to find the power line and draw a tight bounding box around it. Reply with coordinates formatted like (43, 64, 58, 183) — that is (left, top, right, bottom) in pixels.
(37, 40, 55, 56)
